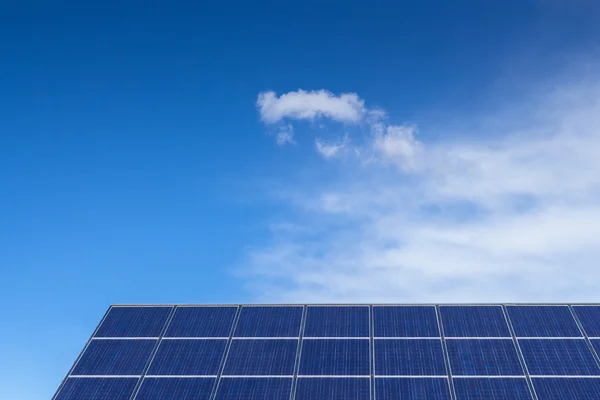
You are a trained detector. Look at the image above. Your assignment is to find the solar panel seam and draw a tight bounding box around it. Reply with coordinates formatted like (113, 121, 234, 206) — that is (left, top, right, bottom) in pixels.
(435, 304, 456, 400)
(369, 305, 375, 400)
(209, 305, 242, 400)
(502, 304, 539, 400)
(569, 305, 600, 371)
(289, 304, 307, 400)
(128, 305, 177, 400)
(52, 305, 113, 400)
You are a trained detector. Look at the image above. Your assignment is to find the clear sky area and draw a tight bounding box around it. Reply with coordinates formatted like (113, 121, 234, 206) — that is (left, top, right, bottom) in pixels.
(1, 1, 600, 398)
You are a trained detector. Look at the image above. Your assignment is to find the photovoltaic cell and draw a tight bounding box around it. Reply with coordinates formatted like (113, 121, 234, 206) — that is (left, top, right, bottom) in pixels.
(373, 306, 439, 337)
(223, 339, 297, 376)
(147, 339, 227, 376)
(590, 339, 600, 358)
(532, 378, 600, 400)
(439, 306, 510, 337)
(299, 339, 370, 376)
(374, 339, 446, 376)
(214, 378, 292, 400)
(375, 378, 450, 400)
(295, 378, 370, 400)
(573, 306, 600, 337)
(55, 378, 138, 400)
(506, 306, 582, 337)
(234, 306, 303, 337)
(95, 307, 172, 338)
(164, 307, 237, 338)
(446, 339, 524, 376)
(303, 306, 369, 337)
(518, 339, 600, 375)
(136, 377, 215, 400)
(72, 339, 156, 376)
(452, 378, 532, 400)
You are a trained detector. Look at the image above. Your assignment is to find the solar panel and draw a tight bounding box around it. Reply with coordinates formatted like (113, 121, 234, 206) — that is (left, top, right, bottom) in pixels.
(304, 306, 369, 337)
(223, 339, 297, 376)
(214, 377, 292, 400)
(573, 306, 600, 337)
(506, 306, 582, 337)
(147, 339, 227, 376)
(55, 378, 138, 400)
(589, 339, 600, 356)
(452, 378, 532, 400)
(439, 306, 510, 337)
(518, 339, 600, 375)
(532, 378, 600, 400)
(295, 377, 370, 400)
(234, 306, 303, 337)
(374, 339, 446, 376)
(299, 339, 370, 376)
(375, 378, 450, 400)
(446, 339, 524, 376)
(136, 377, 215, 400)
(95, 306, 172, 338)
(72, 339, 156, 376)
(373, 306, 439, 337)
(164, 306, 237, 338)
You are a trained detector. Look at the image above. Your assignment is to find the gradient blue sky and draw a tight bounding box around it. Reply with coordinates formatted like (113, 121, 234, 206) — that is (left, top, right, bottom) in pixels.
(2, 1, 600, 398)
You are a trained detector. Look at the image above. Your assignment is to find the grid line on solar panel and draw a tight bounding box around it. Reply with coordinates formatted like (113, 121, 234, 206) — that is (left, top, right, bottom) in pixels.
(223, 339, 298, 376)
(374, 339, 447, 376)
(134, 377, 216, 400)
(439, 306, 511, 337)
(55, 377, 139, 400)
(299, 338, 371, 376)
(71, 339, 157, 376)
(446, 339, 524, 376)
(373, 306, 440, 337)
(518, 339, 600, 376)
(290, 305, 307, 400)
(146, 339, 227, 376)
(506, 306, 582, 338)
(214, 377, 292, 400)
(295, 377, 371, 400)
(375, 377, 451, 400)
(234, 306, 303, 337)
(452, 377, 533, 400)
(95, 307, 173, 338)
(303, 306, 370, 338)
(435, 305, 456, 400)
(164, 306, 237, 338)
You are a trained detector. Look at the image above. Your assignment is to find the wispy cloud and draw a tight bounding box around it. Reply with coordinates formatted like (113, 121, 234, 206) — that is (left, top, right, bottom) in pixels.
(315, 134, 349, 159)
(276, 124, 295, 146)
(244, 79, 600, 303)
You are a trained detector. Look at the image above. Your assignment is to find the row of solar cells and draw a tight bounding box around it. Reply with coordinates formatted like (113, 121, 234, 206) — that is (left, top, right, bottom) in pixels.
(58, 376, 600, 400)
(93, 305, 600, 338)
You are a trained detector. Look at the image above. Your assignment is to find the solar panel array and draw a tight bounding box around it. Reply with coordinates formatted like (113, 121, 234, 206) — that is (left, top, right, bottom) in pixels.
(53, 304, 600, 400)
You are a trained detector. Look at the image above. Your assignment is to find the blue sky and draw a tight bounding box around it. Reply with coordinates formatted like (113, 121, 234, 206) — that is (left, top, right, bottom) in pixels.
(2, 0, 600, 398)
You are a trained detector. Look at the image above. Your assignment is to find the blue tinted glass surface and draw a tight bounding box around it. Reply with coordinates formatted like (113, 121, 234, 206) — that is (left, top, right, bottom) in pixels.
(453, 378, 532, 400)
(590, 339, 600, 358)
(136, 378, 215, 400)
(506, 306, 581, 337)
(234, 306, 303, 337)
(304, 306, 369, 337)
(147, 339, 227, 376)
(55, 378, 138, 400)
(447, 339, 523, 376)
(72, 339, 156, 375)
(519, 339, 600, 375)
(373, 306, 439, 337)
(440, 306, 510, 337)
(223, 339, 297, 375)
(533, 378, 600, 400)
(375, 378, 450, 400)
(95, 307, 172, 338)
(165, 307, 237, 338)
(214, 378, 292, 400)
(573, 306, 600, 337)
(374, 339, 446, 376)
(295, 378, 370, 400)
(299, 339, 370, 376)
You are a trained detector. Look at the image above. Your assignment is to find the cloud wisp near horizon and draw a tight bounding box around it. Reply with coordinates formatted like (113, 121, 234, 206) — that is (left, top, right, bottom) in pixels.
(247, 80, 600, 303)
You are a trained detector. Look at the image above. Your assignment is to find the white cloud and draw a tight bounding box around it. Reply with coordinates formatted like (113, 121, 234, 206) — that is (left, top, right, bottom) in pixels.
(257, 89, 366, 124)
(276, 124, 295, 146)
(315, 134, 349, 159)
(243, 79, 600, 303)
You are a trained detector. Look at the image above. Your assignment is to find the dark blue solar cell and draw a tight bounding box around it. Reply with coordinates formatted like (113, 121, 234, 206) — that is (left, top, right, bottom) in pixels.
(165, 307, 237, 338)
(533, 378, 600, 400)
(304, 306, 369, 337)
(299, 339, 370, 376)
(147, 339, 226, 376)
(136, 377, 215, 400)
(374, 339, 446, 376)
(446, 339, 524, 376)
(373, 306, 439, 337)
(573, 306, 600, 337)
(453, 378, 532, 400)
(234, 306, 303, 337)
(72, 339, 156, 375)
(55, 378, 138, 400)
(214, 378, 292, 400)
(95, 307, 172, 338)
(375, 378, 450, 400)
(506, 306, 582, 337)
(295, 378, 370, 400)
(223, 339, 297, 375)
(519, 339, 600, 375)
(440, 306, 510, 337)
(590, 339, 600, 357)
